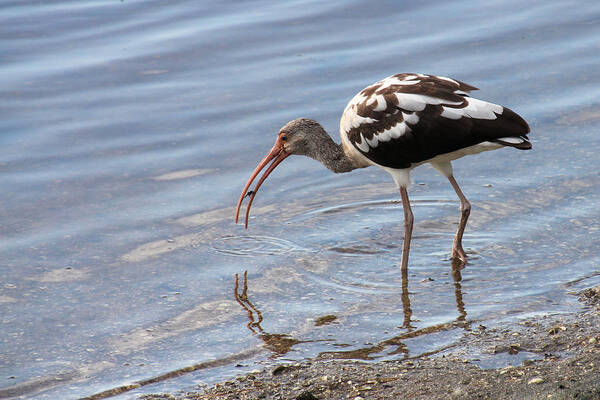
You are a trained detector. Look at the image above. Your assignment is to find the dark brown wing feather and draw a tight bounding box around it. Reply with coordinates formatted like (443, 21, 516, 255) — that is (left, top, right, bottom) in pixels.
(340, 73, 530, 168)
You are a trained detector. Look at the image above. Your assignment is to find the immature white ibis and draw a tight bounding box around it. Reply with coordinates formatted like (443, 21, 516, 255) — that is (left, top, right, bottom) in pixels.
(235, 73, 531, 269)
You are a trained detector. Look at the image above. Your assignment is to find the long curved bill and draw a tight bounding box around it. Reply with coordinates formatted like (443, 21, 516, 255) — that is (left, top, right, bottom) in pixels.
(235, 137, 290, 228)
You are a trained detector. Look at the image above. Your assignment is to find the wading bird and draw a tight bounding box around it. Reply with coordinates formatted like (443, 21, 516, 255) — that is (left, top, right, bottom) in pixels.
(235, 73, 531, 269)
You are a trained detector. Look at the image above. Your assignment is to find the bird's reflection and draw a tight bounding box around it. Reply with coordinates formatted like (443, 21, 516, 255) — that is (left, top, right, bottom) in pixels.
(234, 264, 470, 361)
(319, 264, 470, 361)
(234, 271, 304, 356)
(452, 266, 467, 322)
(234, 271, 263, 334)
(397, 264, 468, 331)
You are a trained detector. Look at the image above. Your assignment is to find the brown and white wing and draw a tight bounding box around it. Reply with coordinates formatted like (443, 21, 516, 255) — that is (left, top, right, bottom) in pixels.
(340, 73, 531, 169)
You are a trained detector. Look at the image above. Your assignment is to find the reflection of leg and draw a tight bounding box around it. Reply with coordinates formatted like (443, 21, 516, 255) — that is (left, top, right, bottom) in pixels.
(447, 175, 471, 266)
(399, 187, 413, 271)
(451, 266, 467, 323)
(400, 266, 413, 330)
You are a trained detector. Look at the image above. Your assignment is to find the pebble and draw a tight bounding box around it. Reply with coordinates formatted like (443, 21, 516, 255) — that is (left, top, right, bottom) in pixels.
(272, 365, 289, 375)
(589, 337, 597, 344)
(527, 377, 545, 384)
(499, 366, 514, 375)
(296, 391, 318, 400)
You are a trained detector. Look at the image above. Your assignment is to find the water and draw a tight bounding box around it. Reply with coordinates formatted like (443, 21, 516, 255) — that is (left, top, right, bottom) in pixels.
(2, 0, 600, 398)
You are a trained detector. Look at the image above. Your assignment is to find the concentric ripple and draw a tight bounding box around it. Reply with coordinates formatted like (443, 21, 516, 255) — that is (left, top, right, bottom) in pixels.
(211, 235, 309, 256)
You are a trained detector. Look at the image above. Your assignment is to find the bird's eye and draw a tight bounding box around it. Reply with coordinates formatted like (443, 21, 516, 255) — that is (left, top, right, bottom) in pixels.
(281, 135, 288, 141)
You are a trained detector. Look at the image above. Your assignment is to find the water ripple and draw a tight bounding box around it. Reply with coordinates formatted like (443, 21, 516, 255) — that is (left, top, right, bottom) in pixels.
(211, 235, 309, 257)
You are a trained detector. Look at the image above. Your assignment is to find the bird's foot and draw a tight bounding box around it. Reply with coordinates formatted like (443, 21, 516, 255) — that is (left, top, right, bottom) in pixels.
(451, 247, 467, 269)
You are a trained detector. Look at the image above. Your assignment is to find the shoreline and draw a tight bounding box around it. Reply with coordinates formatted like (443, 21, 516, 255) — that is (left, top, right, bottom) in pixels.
(141, 286, 600, 400)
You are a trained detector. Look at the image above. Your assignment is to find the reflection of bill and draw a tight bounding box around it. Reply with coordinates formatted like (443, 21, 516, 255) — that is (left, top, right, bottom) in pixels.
(234, 271, 303, 356)
(234, 270, 263, 334)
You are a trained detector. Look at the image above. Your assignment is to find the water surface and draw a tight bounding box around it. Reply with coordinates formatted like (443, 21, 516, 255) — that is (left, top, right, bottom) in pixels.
(2, 1, 600, 398)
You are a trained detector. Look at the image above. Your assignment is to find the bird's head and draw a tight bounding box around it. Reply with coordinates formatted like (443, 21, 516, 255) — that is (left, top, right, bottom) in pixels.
(235, 118, 325, 228)
(278, 118, 328, 156)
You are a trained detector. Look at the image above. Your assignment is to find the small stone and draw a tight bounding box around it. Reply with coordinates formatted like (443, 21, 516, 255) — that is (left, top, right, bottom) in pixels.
(315, 315, 338, 326)
(528, 377, 545, 384)
(296, 391, 318, 400)
(272, 365, 289, 375)
(589, 337, 597, 344)
(509, 343, 521, 354)
(499, 366, 514, 375)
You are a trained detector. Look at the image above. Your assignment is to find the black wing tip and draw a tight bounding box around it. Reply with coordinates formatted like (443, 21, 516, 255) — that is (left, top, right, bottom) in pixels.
(500, 106, 530, 134)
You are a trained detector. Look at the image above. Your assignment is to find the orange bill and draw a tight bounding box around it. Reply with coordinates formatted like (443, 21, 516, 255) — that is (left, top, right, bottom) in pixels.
(235, 136, 290, 228)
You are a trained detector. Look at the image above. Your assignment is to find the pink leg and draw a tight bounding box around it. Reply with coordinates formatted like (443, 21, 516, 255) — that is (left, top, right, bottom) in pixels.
(448, 175, 471, 265)
(399, 187, 413, 271)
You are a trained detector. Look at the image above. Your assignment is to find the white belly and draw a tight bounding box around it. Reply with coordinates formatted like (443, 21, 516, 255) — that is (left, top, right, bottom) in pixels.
(418, 141, 503, 166)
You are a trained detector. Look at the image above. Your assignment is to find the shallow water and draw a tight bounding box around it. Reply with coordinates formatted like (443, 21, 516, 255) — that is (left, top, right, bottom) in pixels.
(2, 0, 600, 398)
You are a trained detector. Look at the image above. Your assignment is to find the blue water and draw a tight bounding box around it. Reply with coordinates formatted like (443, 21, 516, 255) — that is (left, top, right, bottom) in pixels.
(2, 1, 600, 398)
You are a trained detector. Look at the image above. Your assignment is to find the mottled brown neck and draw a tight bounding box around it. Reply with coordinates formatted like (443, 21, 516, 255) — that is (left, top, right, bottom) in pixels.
(307, 131, 357, 173)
